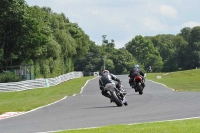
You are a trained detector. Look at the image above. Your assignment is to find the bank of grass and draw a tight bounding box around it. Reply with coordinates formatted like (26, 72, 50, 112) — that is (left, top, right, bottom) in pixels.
(0, 76, 95, 115)
(56, 118, 200, 133)
(146, 69, 200, 91)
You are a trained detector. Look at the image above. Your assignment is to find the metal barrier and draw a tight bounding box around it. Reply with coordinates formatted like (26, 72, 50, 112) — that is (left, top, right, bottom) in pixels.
(0, 72, 83, 92)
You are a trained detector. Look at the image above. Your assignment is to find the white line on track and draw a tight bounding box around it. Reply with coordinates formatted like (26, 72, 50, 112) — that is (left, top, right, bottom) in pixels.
(0, 96, 67, 120)
(0, 76, 98, 120)
(127, 116, 200, 125)
(148, 80, 176, 91)
(75, 76, 99, 95)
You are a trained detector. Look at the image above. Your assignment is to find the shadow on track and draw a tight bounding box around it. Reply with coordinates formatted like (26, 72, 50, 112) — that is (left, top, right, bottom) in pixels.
(85, 105, 120, 109)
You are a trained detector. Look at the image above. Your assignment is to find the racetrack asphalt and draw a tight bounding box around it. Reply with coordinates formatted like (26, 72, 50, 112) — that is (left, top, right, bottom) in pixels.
(0, 75, 200, 133)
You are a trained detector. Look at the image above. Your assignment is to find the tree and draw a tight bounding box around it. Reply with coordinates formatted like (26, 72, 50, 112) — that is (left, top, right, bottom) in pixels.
(0, 0, 50, 72)
(188, 26, 200, 69)
(0, 0, 27, 70)
(102, 35, 108, 45)
(179, 27, 191, 43)
(125, 35, 163, 71)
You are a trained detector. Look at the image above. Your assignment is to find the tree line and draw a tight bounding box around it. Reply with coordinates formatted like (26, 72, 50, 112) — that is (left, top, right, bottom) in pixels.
(76, 26, 200, 74)
(1, 0, 200, 80)
(0, 0, 90, 78)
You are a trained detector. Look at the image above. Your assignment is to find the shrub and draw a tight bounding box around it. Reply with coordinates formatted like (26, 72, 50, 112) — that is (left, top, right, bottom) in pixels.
(0, 71, 20, 83)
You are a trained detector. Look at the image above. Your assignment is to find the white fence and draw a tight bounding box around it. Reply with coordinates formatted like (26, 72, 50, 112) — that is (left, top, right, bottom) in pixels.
(0, 72, 83, 92)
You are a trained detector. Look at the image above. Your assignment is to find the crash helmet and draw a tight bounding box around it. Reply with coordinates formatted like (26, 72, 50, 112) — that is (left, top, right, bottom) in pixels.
(103, 70, 109, 74)
(134, 64, 140, 69)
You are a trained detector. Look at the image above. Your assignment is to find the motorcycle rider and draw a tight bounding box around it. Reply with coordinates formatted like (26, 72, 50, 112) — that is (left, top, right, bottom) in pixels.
(148, 66, 152, 72)
(128, 64, 145, 88)
(99, 70, 126, 102)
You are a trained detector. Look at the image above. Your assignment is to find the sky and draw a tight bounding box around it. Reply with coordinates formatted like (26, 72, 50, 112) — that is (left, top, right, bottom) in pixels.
(25, 0, 200, 48)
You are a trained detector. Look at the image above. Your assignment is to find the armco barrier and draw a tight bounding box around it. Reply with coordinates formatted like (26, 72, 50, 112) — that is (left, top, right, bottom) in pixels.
(0, 72, 83, 92)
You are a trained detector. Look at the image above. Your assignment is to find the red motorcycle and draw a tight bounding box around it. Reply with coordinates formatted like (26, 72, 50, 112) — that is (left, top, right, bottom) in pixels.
(132, 74, 146, 95)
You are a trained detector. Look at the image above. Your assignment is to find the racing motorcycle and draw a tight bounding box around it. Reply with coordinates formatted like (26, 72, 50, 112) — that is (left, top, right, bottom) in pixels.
(132, 74, 146, 95)
(104, 82, 128, 107)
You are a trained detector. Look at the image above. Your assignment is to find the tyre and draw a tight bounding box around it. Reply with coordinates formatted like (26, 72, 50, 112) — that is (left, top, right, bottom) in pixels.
(111, 91, 123, 107)
(137, 83, 143, 95)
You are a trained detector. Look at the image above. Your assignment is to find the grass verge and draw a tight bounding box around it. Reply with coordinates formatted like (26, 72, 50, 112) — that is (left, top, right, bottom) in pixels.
(0, 76, 95, 115)
(56, 118, 200, 133)
(145, 69, 200, 91)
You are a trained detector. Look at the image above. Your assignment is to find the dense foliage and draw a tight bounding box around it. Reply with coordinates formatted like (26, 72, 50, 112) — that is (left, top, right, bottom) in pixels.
(0, 71, 20, 83)
(0, 0, 90, 78)
(0, 0, 200, 81)
(74, 40, 138, 74)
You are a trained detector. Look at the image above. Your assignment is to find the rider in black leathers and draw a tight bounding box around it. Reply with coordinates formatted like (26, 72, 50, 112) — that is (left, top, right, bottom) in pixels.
(99, 70, 124, 102)
(129, 64, 145, 88)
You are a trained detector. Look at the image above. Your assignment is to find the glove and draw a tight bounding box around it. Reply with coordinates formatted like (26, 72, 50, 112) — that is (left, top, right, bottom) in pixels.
(116, 78, 120, 82)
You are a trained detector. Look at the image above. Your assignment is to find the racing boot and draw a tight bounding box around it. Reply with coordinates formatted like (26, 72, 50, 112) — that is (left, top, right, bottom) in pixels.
(123, 100, 128, 106)
(121, 90, 127, 95)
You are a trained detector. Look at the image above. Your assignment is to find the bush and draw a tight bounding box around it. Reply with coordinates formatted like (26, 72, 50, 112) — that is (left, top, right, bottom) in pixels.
(0, 71, 20, 83)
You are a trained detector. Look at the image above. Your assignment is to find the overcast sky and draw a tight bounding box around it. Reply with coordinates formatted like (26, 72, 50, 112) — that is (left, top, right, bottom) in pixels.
(25, 0, 200, 48)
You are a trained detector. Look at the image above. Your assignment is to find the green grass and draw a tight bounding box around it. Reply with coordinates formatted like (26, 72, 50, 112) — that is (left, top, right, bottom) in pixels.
(146, 69, 200, 91)
(56, 118, 200, 133)
(0, 76, 95, 115)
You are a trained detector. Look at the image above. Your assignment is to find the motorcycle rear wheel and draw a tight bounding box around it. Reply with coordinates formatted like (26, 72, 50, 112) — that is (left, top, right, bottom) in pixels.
(136, 83, 143, 95)
(111, 91, 123, 107)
